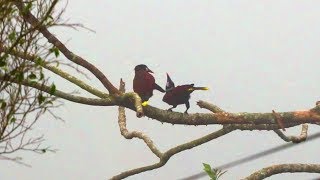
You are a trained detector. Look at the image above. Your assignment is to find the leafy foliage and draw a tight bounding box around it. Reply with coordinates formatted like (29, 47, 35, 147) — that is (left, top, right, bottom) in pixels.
(203, 163, 227, 180)
(0, 0, 68, 164)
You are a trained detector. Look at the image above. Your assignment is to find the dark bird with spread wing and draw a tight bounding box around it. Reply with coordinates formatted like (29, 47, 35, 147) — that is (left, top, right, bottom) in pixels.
(163, 73, 209, 113)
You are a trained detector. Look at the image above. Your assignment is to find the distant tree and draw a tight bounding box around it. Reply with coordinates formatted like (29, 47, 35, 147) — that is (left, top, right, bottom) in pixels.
(1, 0, 320, 179)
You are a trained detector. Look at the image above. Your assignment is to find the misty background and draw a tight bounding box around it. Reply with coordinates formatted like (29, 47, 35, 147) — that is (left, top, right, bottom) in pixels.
(1, 1, 320, 179)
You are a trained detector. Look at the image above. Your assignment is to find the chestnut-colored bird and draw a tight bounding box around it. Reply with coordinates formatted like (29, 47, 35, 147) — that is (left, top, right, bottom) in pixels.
(163, 73, 209, 113)
(133, 64, 165, 106)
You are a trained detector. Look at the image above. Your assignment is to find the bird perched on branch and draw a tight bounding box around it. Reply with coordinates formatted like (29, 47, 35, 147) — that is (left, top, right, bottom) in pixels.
(133, 64, 165, 106)
(163, 73, 209, 114)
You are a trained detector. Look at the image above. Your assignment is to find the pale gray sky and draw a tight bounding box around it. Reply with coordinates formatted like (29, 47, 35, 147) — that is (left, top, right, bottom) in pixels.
(1, 1, 320, 179)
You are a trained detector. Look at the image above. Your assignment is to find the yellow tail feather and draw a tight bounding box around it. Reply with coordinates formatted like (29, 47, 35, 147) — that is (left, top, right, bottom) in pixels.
(188, 87, 209, 91)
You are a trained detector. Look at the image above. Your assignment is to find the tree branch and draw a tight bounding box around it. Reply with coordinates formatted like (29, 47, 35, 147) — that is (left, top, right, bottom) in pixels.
(0, 43, 109, 99)
(111, 125, 234, 179)
(197, 100, 225, 113)
(142, 105, 320, 126)
(13, 0, 121, 95)
(118, 79, 162, 157)
(0, 75, 114, 106)
(243, 164, 320, 180)
(2, 74, 320, 129)
(274, 124, 308, 143)
(272, 110, 286, 131)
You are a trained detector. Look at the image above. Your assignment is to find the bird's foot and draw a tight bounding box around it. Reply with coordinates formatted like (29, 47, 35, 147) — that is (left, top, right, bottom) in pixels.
(141, 101, 148, 106)
(184, 111, 188, 114)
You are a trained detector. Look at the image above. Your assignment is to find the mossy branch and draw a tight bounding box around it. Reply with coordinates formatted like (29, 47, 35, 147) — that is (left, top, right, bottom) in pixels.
(2, 75, 320, 129)
(243, 164, 320, 180)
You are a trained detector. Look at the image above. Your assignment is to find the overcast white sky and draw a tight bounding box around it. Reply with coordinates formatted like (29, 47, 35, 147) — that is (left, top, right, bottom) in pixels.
(2, 1, 320, 179)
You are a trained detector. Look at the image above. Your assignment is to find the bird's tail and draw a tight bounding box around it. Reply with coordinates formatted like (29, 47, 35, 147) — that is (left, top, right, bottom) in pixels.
(155, 83, 166, 93)
(188, 87, 209, 91)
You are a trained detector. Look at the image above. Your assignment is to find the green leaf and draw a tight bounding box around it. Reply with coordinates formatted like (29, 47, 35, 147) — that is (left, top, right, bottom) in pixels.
(23, 2, 32, 13)
(1, 101, 6, 109)
(203, 163, 211, 171)
(10, 117, 16, 124)
(39, 72, 44, 80)
(45, 15, 54, 25)
(203, 163, 216, 180)
(19, 38, 26, 45)
(8, 31, 16, 41)
(49, 83, 56, 95)
(35, 57, 44, 66)
(49, 47, 60, 58)
(16, 72, 24, 82)
(37, 93, 46, 104)
(54, 48, 59, 57)
(0, 59, 6, 67)
(2, 54, 8, 60)
(28, 73, 37, 80)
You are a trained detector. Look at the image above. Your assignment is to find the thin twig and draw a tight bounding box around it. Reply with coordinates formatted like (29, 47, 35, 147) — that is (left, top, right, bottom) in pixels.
(274, 124, 308, 143)
(197, 100, 225, 113)
(272, 110, 286, 131)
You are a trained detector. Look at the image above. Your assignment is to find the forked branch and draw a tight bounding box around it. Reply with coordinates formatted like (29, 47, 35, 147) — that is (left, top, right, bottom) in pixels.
(118, 79, 162, 157)
(113, 80, 235, 179)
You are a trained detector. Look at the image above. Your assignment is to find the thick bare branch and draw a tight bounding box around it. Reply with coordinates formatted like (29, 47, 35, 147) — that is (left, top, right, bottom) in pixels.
(2, 75, 320, 129)
(142, 106, 320, 127)
(243, 164, 320, 180)
(3, 75, 320, 130)
(274, 124, 308, 143)
(13, 0, 121, 95)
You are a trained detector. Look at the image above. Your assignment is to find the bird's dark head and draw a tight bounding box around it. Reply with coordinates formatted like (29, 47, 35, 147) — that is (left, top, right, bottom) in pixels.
(134, 64, 153, 73)
(165, 73, 175, 91)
